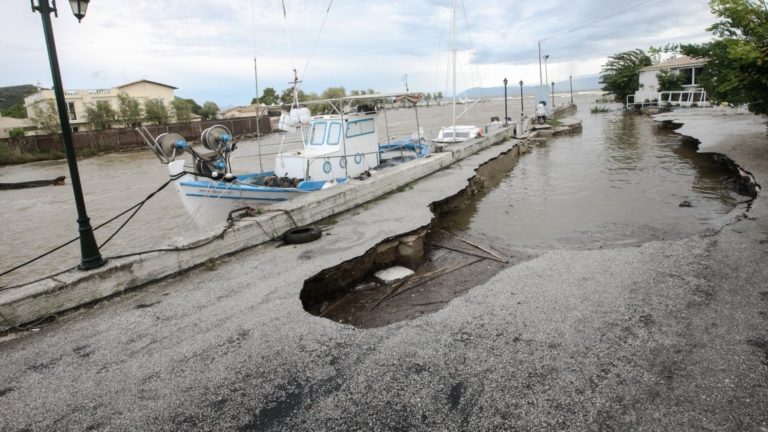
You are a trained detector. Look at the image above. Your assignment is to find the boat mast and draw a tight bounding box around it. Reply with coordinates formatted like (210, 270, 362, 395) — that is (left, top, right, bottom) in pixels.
(451, 0, 457, 136)
(254, 57, 263, 172)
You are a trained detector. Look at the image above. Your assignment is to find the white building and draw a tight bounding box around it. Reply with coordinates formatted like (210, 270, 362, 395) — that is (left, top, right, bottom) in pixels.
(630, 56, 708, 107)
(24, 79, 177, 132)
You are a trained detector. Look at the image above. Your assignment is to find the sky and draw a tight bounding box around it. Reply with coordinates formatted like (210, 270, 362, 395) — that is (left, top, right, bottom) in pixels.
(1, 0, 720, 108)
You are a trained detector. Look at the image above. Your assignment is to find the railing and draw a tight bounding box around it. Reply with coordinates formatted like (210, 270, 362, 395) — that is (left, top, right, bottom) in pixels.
(626, 88, 709, 109)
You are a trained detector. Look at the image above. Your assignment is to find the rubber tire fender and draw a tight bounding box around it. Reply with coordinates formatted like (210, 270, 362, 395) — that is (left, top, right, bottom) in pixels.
(282, 225, 322, 244)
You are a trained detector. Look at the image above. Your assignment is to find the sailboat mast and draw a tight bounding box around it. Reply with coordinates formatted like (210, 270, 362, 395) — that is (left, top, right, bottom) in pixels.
(451, 0, 457, 133)
(254, 57, 262, 172)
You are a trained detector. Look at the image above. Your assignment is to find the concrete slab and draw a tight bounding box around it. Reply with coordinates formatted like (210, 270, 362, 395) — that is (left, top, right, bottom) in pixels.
(373, 266, 414, 284)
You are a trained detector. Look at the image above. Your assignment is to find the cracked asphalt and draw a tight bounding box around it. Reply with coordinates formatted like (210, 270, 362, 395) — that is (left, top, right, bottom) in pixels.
(1, 110, 767, 431)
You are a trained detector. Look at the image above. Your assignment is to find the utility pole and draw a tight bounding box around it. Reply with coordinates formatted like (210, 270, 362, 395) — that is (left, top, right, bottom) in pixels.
(538, 41, 543, 86)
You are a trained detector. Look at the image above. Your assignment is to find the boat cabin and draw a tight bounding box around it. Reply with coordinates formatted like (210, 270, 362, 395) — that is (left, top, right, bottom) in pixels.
(275, 113, 381, 181)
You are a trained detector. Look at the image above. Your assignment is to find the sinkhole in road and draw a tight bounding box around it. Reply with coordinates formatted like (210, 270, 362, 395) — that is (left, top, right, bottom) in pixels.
(300, 145, 535, 329)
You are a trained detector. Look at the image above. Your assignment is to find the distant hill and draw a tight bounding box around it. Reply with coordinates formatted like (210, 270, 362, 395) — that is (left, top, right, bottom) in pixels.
(461, 74, 603, 98)
(0, 85, 38, 111)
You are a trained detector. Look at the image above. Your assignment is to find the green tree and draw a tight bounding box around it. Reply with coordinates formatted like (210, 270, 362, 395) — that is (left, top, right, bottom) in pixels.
(435, 92, 444, 105)
(681, 0, 768, 114)
(85, 100, 117, 130)
(656, 69, 686, 91)
(321, 86, 346, 100)
(171, 98, 193, 122)
(32, 100, 60, 134)
(144, 99, 170, 125)
(599, 49, 653, 102)
(178, 98, 202, 116)
(200, 101, 219, 120)
(117, 92, 142, 128)
(257, 87, 279, 105)
(8, 128, 25, 139)
(2, 104, 27, 119)
(280, 87, 309, 105)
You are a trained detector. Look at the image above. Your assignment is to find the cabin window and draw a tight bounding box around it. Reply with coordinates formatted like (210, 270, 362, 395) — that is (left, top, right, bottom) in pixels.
(346, 118, 374, 138)
(309, 122, 327, 145)
(327, 122, 341, 145)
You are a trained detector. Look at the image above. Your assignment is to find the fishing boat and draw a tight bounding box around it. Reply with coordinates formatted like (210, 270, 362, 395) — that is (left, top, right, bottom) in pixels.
(137, 91, 429, 225)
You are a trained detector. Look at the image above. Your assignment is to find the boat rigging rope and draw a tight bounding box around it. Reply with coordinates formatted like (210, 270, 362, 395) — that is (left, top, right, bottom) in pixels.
(281, 0, 298, 79)
(300, 0, 334, 83)
(0, 176, 179, 284)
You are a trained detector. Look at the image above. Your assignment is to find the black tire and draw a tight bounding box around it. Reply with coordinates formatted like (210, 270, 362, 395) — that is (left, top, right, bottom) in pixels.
(282, 225, 322, 244)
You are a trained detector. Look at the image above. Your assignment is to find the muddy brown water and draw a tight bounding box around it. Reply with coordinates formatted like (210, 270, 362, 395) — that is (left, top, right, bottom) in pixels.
(440, 109, 744, 251)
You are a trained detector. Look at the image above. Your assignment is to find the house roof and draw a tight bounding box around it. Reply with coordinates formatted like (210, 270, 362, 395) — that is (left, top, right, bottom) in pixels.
(641, 55, 708, 72)
(117, 79, 178, 90)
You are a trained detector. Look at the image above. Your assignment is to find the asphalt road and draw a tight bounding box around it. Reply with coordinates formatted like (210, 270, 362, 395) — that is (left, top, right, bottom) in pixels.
(1, 111, 767, 431)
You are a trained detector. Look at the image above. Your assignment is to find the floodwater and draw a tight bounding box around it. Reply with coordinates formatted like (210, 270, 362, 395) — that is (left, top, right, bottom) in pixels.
(438, 107, 744, 250)
(0, 93, 742, 287)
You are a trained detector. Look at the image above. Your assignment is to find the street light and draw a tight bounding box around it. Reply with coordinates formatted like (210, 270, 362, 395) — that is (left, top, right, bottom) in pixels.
(503, 77, 508, 125)
(543, 54, 550, 89)
(32, 0, 105, 271)
(569, 75, 574, 105)
(519, 80, 524, 116)
(551, 81, 556, 108)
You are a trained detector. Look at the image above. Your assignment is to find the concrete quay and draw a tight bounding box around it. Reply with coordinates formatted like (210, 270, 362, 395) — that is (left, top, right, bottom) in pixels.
(1, 107, 766, 431)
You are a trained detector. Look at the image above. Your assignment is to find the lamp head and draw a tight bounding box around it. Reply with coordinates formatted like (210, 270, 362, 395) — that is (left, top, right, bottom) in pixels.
(503, 78, 508, 86)
(69, 0, 89, 22)
(519, 80, 523, 87)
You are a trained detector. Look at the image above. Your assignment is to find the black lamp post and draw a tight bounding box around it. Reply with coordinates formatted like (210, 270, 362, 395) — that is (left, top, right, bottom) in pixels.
(569, 75, 574, 105)
(503, 77, 508, 125)
(32, 0, 105, 271)
(519, 80, 524, 116)
(551, 81, 555, 108)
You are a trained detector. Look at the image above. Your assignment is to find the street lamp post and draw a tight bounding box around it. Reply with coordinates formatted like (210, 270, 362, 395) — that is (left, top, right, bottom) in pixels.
(503, 77, 508, 125)
(543, 54, 550, 89)
(32, 0, 105, 270)
(519, 80, 524, 116)
(569, 75, 574, 105)
(551, 82, 556, 108)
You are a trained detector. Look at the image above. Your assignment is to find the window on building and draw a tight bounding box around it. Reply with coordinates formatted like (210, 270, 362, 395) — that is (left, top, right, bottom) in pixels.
(68, 102, 77, 121)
